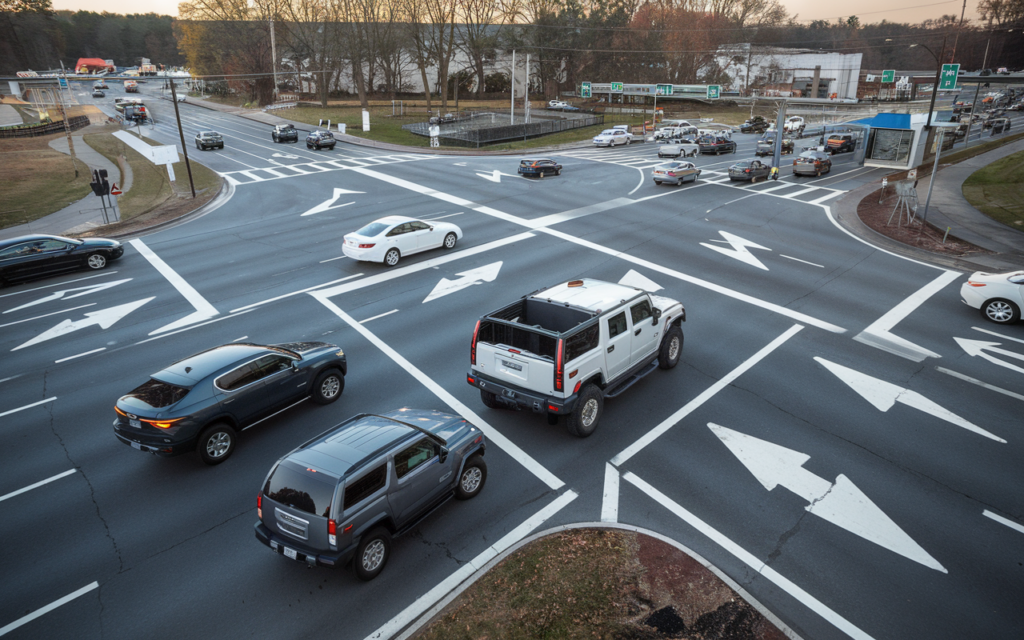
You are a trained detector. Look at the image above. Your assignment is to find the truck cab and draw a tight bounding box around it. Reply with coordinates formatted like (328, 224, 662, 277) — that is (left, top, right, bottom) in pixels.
(468, 279, 685, 437)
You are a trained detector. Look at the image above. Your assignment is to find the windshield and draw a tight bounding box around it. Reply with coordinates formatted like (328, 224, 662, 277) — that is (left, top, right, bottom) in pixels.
(355, 222, 389, 237)
(598, 130, 616, 135)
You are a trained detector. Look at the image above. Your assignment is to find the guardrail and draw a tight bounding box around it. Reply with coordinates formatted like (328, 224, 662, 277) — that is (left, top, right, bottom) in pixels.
(402, 112, 604, 148)
(0, 115, 91, 138)
(263, 102, 297, 112)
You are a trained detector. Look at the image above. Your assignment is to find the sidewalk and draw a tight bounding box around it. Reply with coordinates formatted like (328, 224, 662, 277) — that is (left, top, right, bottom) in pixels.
(49, 134, 133, 193)
(833, 138, 1024, 273)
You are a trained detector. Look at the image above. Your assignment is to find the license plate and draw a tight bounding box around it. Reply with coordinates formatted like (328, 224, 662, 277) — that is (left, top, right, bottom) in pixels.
(129, 419, 141, 428)
(131, 442, 142, 450)
(284, 547, 297, 560)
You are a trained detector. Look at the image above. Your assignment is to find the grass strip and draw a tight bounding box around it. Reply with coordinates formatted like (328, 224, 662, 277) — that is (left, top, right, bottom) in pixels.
(0, 132, 92, 229)
(962, 148, 1024, 230)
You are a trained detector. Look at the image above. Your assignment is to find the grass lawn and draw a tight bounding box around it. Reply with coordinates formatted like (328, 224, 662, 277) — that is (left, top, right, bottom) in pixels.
(962, 147, 1024, 230)
(84, 131, 222, 220)
(0, 133, 92, 229)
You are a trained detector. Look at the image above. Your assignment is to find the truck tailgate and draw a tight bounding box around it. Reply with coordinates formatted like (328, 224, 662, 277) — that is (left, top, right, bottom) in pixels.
(476, 344, 554, 394)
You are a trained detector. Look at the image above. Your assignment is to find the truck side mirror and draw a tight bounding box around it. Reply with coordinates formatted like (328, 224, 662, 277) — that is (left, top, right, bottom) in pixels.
(439, 447, 449, 464)
(652, 308, 662, 325)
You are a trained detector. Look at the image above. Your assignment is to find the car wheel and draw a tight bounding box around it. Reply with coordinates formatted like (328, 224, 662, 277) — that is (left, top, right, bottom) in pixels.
(354, 527, 391, 581)
(555, 168, 561, 175)
(312, 369, 344, 404)
(565, 383, 602, 438)
(86, 253, 107, 270)
(307, 143, 313, 149)
(383, 248, 400, 267)
(982, 299, 1020, 324)
(443, 232, 457, 250)
(480, 389, 503, 409)
(455, 455, 487, 500)
(197, 423, 236, 465)
(195, 141, 201, 150)
(654, 180, 662, 185)
(658, 326, 684, 369)
(273, 135, 278, 142)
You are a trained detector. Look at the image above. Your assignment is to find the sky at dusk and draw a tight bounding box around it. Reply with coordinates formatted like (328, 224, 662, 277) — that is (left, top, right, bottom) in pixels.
(50, 0, 981, 25)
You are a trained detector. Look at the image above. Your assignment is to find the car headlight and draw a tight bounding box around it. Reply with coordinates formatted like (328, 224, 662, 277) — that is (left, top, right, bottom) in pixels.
(336, 349, 345, 356)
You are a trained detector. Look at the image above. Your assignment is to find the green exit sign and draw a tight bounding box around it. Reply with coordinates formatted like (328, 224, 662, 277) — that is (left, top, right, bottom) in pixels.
(610, 82, 623, 93)
(580, 81, 591, 98)
(939, 64, 960, 90)
(656, 84, 673, 96)
(881, 70, 895, 83)
(706, 85, 721, 100)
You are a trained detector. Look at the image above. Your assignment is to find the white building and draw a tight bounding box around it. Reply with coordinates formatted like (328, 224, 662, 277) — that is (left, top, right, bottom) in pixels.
(716, 44, 862, 100)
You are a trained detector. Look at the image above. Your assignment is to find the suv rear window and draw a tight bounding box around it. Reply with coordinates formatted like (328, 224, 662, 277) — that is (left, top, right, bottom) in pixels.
(122, 378, 190, 408)
(264, 463, 338, 518)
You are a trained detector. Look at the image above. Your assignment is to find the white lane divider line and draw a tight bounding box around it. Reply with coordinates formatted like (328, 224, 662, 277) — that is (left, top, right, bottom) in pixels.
(128, 239, 219, 335)
(233, 336, 248, 342)
(935, 367, 1024, 402)
(359, 309, 398, 324)
(601, 463, 619, 523)
(611, 324, 804, 466)
(366, 490, 578, 640)
(311, 295, 563, 491)
(983, 510, 1024, 535)
(0, 304, 96, 329)
(971, 326, 1024, 345)
(853, 270, 961, 362)
(319, 256, 347, 263)
(622, 473, 876, 640)
(0, 581, 99, 637)
(0, 397, 57, 419)
(0, 469, 76, 503)
(229, 274, 364, 313)
(133, 309, 255, 345)
(780, 255, 825, 268)
(55, 348, 106, 363)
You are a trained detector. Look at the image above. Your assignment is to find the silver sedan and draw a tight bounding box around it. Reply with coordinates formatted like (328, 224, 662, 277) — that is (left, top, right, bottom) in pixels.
(652, 161, 701, 186)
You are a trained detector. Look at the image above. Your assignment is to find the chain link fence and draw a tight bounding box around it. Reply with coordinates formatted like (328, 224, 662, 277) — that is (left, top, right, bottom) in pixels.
(403, 111, 603, 148)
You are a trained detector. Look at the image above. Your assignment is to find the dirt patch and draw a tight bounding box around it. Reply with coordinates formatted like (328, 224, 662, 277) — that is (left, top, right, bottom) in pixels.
(413, 529, 785, 640)
(857, 188, 991, 256)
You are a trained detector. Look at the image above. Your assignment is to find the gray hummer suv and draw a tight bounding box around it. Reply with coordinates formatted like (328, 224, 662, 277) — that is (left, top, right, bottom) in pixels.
(254, 409, 486, 580)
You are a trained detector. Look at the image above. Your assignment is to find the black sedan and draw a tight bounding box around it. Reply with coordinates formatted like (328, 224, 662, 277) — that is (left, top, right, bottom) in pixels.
(518, 158, 562, 177)
(195, 131, 224, 150)
(739, 116, 769, 134)
(728, 159, 772, 182)
(272, 124, 299, 143)
(114, 342, 347, 465)
(0, 234, 123, 286)
(699, 136, 737, 155)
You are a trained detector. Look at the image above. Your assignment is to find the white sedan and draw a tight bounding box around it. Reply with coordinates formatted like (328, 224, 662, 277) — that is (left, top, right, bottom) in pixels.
(961, 270, 1024, 323)
(342, 216, 462, 267)
(592, 129, 631, 147)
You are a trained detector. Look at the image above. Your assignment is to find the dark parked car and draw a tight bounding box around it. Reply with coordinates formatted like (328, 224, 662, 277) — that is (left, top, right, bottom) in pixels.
(306, 130, 336, 150)
(728, 159, 772, 182)
(92, 90, 105, 98)
(792, 150, 832, 177)
(94, 81, 108, 90)
(699, 136, 737, 155)
(826, 134, 855, 154)
(739, 116, 769, 134)
(255, 409, 487, 579)
(755, 135, 794, 156)
(518, 158, 562, 177)
(113, 342, 347, 465)
(272, 124, 299, 143)
(195, 131, 224, 150)
(0, 234, 122, 286)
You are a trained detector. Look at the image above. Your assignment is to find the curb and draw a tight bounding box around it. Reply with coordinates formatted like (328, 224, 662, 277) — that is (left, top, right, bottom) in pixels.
(106, 178, 233, 240)
(392, 522, 804, 640)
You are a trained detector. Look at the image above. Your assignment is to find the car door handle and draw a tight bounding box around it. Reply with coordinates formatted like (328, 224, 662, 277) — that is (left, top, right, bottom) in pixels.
(634, 328, 642, 336)
(607, 345, 614, 353)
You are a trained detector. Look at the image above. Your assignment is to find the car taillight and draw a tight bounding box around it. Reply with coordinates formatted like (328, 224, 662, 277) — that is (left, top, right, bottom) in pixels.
(744, 169, 750, 173)
(358, 243, 375, 249)
(554, 339, 564, 392)
(328, 519, 337, 546)
(144, 418, 182, 429)
(667, 172, 676, 177)
(115, 407, 126, 416)
(257, 494, 262, 520)
(967, 281, 986, 287)
(471, 320, 480, 365)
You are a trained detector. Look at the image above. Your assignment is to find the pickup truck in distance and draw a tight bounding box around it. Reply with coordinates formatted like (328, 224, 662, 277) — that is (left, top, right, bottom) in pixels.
(467, 279, 685, 437)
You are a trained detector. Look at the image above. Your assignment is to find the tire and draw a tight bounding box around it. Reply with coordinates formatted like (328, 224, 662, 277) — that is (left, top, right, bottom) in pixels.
(86, 253, 107, 270)
(455, 455, 487, 500)
(658, 326, 684, 369)
(982, 299, 1020, 324)
(443, 232, 457, 250)
(196, 423, 236, 465)
(218, 144, 223, 149)
(555, 168, 561, 176)
(312, 369, 344, 404)
(307, 143, 313, 149)
(383, 248, 400, 267)
(195, 141, 201, 150)
(480, 389, 503, 409)
(564, 383, 602, 438)
(354, 527, 391, 581)
(273, 135, 278, 142)
(654, 180, 662, 185)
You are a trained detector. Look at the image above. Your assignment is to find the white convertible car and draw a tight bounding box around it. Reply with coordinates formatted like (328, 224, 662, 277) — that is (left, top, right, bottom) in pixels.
(342, 216, 463, 267)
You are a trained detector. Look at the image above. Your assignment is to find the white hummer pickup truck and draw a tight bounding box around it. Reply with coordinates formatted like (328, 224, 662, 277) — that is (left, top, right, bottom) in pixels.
(467, 279, 685, 437)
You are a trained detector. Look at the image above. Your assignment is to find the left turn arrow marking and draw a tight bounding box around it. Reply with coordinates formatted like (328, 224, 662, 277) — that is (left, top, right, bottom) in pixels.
(4, 279, 132, 314)
(301, 188, 365, 216)
(12, 298, 155, 351)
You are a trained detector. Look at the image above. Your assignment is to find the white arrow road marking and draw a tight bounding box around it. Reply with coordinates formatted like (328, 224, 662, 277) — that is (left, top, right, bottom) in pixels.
(423, 262, 502, 303)
(453, 162, 467, 166)
(954, 337, 1024, 375)
(129, 239, 218, 335)
(708, 423, 946, 572)
(474, 170, 520, 183)
(618, 269, 663, 292)
(271, 152, 299, 159)
(971, 325, 1024, 345)
(700, 231, 771, 270)
(300, 187, 365, 216)
(12, 298, 154, 351)
(4, 279, 132, 314)
(815, 357, 1005, 442)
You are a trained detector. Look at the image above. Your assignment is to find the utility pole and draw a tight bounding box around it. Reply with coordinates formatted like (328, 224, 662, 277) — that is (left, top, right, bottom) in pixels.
(950, 0, 967, 63)
(270, 18, 279, 101)
(169, 78, 196, 198)
(772, 100, 786, 172)
(924, 35, 947, 130)
(510, 50, 515, 123)
(57, 61, 81, 178)
(963, 39, 989, 148)
(524, 53, 530, 124)
(920, 129, 945, 229)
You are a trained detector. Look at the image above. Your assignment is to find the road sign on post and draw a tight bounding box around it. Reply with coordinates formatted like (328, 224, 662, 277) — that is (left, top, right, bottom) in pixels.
(656, 84, 673, 96)
(610, 82, 624, 93)
(707, 85, 721, 100)
(939, 64, 960, 90)
(580, 81, 592, 98)
(881, 70, 895, 83)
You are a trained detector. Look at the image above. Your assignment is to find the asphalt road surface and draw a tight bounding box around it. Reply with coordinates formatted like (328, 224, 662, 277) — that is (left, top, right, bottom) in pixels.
(1, 82, 1023, 640)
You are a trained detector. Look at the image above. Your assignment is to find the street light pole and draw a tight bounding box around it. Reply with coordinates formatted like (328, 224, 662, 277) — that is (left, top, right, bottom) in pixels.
(911, 35, 947, 129)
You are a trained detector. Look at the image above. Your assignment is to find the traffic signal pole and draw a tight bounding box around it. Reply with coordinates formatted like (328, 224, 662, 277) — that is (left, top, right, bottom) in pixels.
(169, 78, 196, 198)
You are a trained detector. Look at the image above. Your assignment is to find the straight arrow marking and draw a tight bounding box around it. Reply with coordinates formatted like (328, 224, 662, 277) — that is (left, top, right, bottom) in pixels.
(708, 423, 946, 572)
(4, 278, 132, 314)
(954, 337, 1024, 375)
(12, 298, 155, 351)
(815, 357, 1005, 443)
(423, 262, 502, 303)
